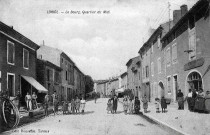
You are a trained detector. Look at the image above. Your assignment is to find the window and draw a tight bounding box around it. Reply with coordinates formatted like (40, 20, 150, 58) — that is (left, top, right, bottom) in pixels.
(7, 41, 15, 65)
(157, 57, 161, 73)
(172, 43, 177, 64)
(146, 66, 149, 78)
(151, 62, 154, 76)
(23, 49, 29, 69)
(189, 28, 196, 60)
(166, 47, 171, 66)
(157, 36, 161, 48)
(61, 58, 64, 63)
(142, 67, 145, 79)
(66, 71, 68, 80)
(167, 76, 171, 94)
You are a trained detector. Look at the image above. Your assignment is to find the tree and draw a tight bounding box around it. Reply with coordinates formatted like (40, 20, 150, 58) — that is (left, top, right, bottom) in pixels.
(85, 75, 94, 95)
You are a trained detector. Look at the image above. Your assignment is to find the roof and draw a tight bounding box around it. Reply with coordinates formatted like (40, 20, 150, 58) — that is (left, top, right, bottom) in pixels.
(126, 56, 140, 67)
(138, 21, 172, 55)
(161, 0, 209, 42)
(74, 65, 85, 76)
(37, 58, 62, 71)
(120, 72, 127, 78)
(0, 21, 39, 50)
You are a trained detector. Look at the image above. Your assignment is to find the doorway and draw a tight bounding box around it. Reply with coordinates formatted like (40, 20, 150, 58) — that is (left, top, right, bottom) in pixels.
(187, 71, 202, 92)
(7, 73, 15, 97)
(173, 75, 178, 101)
(158, 81, 164, 99)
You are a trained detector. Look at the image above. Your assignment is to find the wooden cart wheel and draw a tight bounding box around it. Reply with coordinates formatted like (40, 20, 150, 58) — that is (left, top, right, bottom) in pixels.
(2, 98, 20, 128)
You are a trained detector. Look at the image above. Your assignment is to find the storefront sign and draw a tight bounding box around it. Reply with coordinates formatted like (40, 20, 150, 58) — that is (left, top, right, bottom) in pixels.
(184, 57, 204, 71)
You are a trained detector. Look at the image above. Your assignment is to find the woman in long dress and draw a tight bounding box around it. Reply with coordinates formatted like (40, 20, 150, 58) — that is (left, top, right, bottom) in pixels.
(142, 95, 148, 113)
(75, 96, 81, 114)
(80, 97, 86, 113)
(123, 98, 129, 114)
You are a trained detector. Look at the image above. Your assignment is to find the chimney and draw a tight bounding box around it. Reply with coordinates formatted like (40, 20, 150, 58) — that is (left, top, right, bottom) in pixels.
(181, 4, 188, 17)
(173, 10, 181, 25)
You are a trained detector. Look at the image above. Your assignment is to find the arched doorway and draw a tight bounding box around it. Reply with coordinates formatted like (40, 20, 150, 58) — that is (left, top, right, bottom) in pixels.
(187, 71, 203, 92)
(158, 82, 164, 99)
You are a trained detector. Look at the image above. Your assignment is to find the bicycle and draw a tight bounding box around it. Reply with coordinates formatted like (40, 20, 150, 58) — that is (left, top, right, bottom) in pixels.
(0, 91, 20, 129)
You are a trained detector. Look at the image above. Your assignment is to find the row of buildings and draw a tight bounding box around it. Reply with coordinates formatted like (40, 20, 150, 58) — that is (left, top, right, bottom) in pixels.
(95, 0, 210, 103)
(0, 21, 90, 107)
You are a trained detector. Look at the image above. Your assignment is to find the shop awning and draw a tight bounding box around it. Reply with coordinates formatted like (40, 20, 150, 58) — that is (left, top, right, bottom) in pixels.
(21, 75, 48, 93)
(116, 88, 124, 93)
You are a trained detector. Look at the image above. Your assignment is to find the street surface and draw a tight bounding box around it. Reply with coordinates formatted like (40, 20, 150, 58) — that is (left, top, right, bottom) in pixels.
(3, 98, 170, 135)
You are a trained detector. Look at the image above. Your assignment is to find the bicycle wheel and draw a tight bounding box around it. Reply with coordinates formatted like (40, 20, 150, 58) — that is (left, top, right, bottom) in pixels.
(2, 98, 20, 128)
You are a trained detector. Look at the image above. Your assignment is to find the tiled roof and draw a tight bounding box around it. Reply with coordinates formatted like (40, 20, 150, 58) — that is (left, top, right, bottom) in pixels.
(0, 21, 39, 50)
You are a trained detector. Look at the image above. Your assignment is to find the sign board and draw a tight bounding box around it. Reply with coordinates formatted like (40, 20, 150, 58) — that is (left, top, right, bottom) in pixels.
(184, 58, 204, 71)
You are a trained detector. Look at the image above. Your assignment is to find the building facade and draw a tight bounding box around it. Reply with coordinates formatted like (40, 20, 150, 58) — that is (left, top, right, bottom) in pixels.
(126, 56, 142, 99)
(0, 21, 47, 106)
(138, 0, 210, 102)
(36, 59, 62, 101)
(37, 45, 75, 101)
(161, 0, 210, 101)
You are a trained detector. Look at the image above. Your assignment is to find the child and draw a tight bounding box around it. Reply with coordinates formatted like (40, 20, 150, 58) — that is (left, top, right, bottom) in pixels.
(123, 98, 129, 114)
(107, 99, 113, 114)
(155, 98, 160, 113)
(62, 100, 68, 115)
(142, 95, 148, 113)
(161, 96, 167, 113)
(128, 99, 133, 114)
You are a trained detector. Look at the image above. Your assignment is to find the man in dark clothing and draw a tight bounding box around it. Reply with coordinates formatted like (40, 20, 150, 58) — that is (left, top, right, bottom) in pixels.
(134, 97, 140, 114)
(112, 95, 118, 113)
(177, 89, 184, 110)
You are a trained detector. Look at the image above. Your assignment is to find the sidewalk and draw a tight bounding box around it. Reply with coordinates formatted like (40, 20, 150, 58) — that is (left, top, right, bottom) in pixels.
(119, 98, 210, 135)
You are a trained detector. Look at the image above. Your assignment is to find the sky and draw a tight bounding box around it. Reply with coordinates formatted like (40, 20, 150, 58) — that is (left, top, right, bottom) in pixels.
(0, 0, 198, 80)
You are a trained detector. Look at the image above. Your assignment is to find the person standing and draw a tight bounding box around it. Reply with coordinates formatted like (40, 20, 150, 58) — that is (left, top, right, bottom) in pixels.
(71, 99, 75, 114)
(161, 96, 167, 113)
(134, 97, 140, 114)
(75, 96, 81, 114)
(128, 98, 133, 114)
(107, 99, 113, 114)
(177, 89, 184, 110)
(25, 92, 32, 111)
(187, 89, 194, 111)
(123, 97, 129, 114)
(155, 98, 160, 113)
(32, 92, 38, 110)
(142, 95, 148, 113)
(80, 97, 86, 113)
(112, 95, 118, 113)
(44, 93, 50, 116)
(52, 91, 58, 115)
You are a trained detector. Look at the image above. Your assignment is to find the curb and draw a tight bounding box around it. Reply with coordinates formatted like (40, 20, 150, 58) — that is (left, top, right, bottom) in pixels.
(118, 99, 188, 135)
(142, 113, 189, 135)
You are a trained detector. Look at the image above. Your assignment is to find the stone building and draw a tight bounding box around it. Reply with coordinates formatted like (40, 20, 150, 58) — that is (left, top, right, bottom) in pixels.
(126, 56, 141, 99)
(37, 45, 75, 101)
(0, 21, 47, 106)
(138, 0, 210, 102)
(161, 0, 210, 100)
(36, 59, 62, 101)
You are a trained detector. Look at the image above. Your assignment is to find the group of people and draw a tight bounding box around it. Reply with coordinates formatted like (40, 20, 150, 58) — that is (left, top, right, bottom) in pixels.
(44, 91, 86, 117)
(106, 95, 118, 114)
(122, 96, 141, 114)
(25, 92, 38, 111)
(155, 96, 167, 113)
(186, 88, 210, 113)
